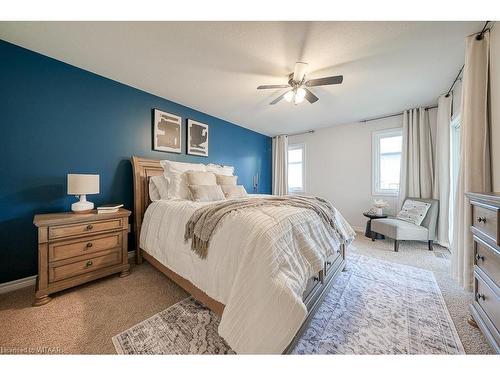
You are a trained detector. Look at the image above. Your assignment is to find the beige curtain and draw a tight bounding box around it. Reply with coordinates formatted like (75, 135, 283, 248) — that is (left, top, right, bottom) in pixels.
(432, 95, 452, 247)
(451, 31, 492, 290)
(272, 135, 288, 195)
(399, 108, 434, 208)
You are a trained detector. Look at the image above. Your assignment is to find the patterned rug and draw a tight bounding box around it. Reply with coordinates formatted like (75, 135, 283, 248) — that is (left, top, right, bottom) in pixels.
(112, 255, 464, 354)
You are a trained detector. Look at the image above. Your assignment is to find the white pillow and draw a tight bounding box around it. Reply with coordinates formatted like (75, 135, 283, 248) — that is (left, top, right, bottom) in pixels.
(206, 163, 234, 176)
(396, 199, 431, 226)
(160, 160, 206, 199)
(148, 175, 169, 201)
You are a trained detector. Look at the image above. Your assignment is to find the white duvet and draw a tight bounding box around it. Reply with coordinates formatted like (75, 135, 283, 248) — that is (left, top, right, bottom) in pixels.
(140, 195, 355, 353)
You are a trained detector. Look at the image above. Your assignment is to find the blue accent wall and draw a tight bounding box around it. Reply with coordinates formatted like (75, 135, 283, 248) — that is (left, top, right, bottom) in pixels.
(0, 39, 272, 283)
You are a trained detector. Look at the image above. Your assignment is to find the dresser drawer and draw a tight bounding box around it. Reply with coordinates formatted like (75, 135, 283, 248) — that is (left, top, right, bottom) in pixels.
(474, 237, 500, 286)
(49, 232, 122, 262)
(49, 250, 122, 283)
(472, 204, 499, 243)
(303, 272, 321, 300)
(475, 272, 500, 332)
(49, 218, 123, 239)
(324, 251, 341, 276)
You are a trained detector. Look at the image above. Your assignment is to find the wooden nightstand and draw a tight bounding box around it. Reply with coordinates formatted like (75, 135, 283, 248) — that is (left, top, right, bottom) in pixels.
(33, 208, 131, 306)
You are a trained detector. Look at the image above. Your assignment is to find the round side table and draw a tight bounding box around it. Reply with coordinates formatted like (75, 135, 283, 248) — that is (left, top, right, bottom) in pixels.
(363, 212, 388, 241)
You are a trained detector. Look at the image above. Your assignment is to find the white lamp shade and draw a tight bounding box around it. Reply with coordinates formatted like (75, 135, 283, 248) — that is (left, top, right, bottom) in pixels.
(67, 174, 99, 195)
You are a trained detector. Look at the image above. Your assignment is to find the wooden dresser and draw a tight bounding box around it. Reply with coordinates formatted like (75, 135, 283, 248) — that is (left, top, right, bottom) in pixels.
(33, 208, 131, 306)
(467, 192, 499, 353)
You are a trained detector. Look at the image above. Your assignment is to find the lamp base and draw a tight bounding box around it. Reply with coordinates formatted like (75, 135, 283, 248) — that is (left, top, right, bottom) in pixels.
(71, 195, 94, 213)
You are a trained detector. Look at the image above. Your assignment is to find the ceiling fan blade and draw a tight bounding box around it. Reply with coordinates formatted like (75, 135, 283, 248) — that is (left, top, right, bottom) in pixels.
(270, 91, 288, 105)
(293, 62, 308, 82)
(305, 75, 343, 87)
(257, 84, 290, 90)
(304, 88, 319, 104)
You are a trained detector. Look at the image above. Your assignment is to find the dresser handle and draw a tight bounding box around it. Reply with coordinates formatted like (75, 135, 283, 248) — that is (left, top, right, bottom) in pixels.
(86, 242, 93, 248)
(475, 253, 485, 262)
(476, 216, 487, 223)
(86, 224, 93, 230)
(313, 276, 319, 282)
(86, 260, 93, 267)
(476, 293, 485, 301)
(326, 261, 332, 266)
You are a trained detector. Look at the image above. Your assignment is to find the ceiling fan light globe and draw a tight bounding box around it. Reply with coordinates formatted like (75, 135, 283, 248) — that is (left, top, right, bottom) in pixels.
(294, 95, 305, 104)
(295, 87, 306, 100)
(284, 91, 294, 102)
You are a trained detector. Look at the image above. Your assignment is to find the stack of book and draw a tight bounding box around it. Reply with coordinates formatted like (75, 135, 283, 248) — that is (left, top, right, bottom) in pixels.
(97, 203, 124, 214)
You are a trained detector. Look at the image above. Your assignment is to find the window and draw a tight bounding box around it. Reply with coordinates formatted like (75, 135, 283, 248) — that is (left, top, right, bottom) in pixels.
(372, 129, 403, 196)
(288, 144, 305, 193)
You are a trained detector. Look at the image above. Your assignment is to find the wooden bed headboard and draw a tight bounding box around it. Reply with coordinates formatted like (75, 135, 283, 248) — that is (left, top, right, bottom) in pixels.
(131, 156, 164, 263)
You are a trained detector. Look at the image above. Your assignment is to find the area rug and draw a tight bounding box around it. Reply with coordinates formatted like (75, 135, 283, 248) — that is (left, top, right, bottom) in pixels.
(112, 254, 464, 354)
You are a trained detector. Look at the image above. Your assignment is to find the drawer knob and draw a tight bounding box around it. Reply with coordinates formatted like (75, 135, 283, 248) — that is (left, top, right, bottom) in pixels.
(313, 276, 319, 282)
(326, 261, 332, 266)
(86, 242, 93, 248)
(86, 224, 94, 230)
(476, 216, 487, 223)
(476, 293, 485, 301)
(475, 253, 485, 262)
(86, 260, 93, 267)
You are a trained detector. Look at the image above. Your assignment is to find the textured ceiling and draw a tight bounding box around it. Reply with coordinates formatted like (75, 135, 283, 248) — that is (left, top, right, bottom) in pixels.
(0, 21, 483, 136)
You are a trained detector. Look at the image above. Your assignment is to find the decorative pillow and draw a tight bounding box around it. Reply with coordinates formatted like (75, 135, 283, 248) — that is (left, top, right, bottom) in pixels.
(216, 174, 238, 186)
(221, 185, 248, 199)
(186, 171, 216, 186)
(396, 199, 431, 226)
(148, 175, 169, 201)
(160, 160, 206, 199)
(188, 185, 226, 202)
(206, 163, 234, 176)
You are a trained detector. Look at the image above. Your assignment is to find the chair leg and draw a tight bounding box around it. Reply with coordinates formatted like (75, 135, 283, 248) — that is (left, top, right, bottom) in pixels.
(394, 240, 399, 252)
(428, 240, 433, 251)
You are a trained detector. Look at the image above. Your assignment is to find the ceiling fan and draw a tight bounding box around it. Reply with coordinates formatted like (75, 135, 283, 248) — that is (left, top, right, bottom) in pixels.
(257, 62, 343, 105)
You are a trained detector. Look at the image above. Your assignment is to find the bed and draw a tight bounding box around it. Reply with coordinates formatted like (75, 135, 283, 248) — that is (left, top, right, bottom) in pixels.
(131, 156, 354, 353)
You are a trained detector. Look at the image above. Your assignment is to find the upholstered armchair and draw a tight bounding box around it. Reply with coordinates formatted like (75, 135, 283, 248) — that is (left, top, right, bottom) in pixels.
(370, 198, 439, 252)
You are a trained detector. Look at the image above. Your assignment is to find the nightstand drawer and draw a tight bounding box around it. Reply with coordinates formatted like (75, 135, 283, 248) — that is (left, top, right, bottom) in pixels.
(49, 250, 122, 283)
(49, 232, 122, 262)
(49, 218, 123, 239)
(472, 204, 499, 244)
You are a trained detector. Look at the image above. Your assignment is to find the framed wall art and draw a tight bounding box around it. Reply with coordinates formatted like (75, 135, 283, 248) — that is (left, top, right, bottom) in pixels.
(153, 109, 182, 153)
(187, 119, 209, 157)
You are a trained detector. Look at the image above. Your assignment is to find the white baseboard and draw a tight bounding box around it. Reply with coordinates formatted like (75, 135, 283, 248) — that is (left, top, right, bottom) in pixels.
(0, 251, 137, 295)
(352, 226, 364, 233)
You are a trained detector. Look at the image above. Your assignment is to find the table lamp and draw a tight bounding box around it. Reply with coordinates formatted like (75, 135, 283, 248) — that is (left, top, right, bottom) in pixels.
(67, 174, 100, 213)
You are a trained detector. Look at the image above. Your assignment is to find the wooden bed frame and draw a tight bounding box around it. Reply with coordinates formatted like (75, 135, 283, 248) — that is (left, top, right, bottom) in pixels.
(131, 155, 346, 353)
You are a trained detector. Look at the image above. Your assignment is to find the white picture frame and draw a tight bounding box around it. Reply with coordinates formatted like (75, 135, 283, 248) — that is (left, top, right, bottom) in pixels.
(187, 119, 209, 157)
(153, 109, 182, 153)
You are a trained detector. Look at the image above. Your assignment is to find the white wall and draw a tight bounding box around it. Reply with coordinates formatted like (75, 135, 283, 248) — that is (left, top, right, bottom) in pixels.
(490, 26, 500, 191)
(290, 109, 437, 230)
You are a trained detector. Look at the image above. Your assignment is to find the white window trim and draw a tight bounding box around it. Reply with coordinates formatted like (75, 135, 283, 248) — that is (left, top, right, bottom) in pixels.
(288, 143, 306, 194)
(372, 128, 402, 197)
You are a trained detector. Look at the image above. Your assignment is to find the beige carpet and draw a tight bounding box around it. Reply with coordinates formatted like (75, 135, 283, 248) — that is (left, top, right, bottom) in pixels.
(0, 235, 494, 354)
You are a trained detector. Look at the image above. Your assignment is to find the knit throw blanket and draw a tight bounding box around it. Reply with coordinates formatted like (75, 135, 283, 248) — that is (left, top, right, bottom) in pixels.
(185, 195, 349, 258)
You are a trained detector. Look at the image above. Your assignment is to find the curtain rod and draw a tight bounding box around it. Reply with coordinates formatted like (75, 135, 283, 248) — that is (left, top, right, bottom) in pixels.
(360, 105, 438, 124)
(445, 21, 491, 97)
(287, 130, 315, 137)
